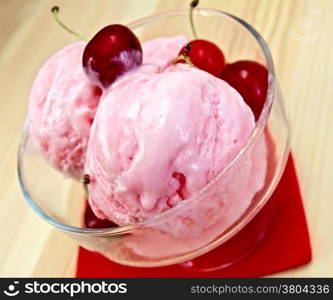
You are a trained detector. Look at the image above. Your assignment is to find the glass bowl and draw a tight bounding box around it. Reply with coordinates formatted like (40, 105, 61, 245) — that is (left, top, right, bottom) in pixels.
(18, 8, 290, 270)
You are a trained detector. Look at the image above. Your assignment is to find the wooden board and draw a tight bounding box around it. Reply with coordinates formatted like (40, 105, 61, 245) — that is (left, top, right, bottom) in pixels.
(0, 0, 332, 277)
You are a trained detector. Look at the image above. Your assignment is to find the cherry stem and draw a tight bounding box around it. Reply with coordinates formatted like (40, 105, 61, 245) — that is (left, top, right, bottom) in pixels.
(82, 174, 90, 197)
(175, 54, 195, 67)
(189, 0, 199, 39)
(172, 43, 195, 67)
(51, 6, 87, 41)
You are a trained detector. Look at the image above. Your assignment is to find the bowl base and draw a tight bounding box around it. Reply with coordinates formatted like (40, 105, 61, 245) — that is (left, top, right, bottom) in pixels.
(179, 193, 277, 273)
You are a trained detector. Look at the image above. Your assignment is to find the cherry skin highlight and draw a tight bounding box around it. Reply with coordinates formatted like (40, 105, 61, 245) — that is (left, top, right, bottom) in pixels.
(221, 60, 268, 120)
(176, 40, 226, 77)
(83, 24, 142, 89)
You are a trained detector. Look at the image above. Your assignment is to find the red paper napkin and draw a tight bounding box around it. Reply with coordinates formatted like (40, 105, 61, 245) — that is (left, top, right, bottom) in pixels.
(76, 154, 311, 277)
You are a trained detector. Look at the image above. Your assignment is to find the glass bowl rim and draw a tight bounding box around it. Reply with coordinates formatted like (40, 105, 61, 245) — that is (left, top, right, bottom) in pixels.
(18, 7, 277, 236)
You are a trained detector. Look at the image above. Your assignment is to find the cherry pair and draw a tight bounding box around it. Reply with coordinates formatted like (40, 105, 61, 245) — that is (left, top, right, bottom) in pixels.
(176, 39, 268, 120)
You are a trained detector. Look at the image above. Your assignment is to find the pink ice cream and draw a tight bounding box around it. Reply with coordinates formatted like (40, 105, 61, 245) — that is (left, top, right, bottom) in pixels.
(121, 132, 268, 258)
(85, 62, 256, 226)
(28, 42, 102, 179)
(142, 35, 187, 69)
(27, 34, 268, 262)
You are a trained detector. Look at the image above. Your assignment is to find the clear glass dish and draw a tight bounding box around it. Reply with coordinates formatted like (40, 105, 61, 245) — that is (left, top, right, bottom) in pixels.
(18, 8, 290, 270)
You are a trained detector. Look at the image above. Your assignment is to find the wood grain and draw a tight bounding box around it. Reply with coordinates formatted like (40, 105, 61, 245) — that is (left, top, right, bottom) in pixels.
(0, 0, 332, 277)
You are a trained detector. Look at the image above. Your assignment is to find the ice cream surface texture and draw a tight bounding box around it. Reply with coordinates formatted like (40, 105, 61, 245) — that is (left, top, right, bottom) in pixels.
(85, 62, 256, 226)
(28, 41, 101, 179)
(142, 35, 187, 70)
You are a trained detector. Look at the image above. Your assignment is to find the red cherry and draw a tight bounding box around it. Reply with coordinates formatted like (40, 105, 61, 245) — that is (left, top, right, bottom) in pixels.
(84, 200, 117, 228)
(176, 40, 225, 77)
(220, 60, 268, 120)
(172, 172, 187, 200)
(83, 24, 142, 89)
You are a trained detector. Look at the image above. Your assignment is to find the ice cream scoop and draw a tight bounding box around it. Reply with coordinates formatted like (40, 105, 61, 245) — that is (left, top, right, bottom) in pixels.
(85, 62, 256, 226)
(28, 42, 102, 179)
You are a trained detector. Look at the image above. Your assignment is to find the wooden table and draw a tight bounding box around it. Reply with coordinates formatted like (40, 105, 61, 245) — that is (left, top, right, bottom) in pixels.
(0, 0, 332, 277)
